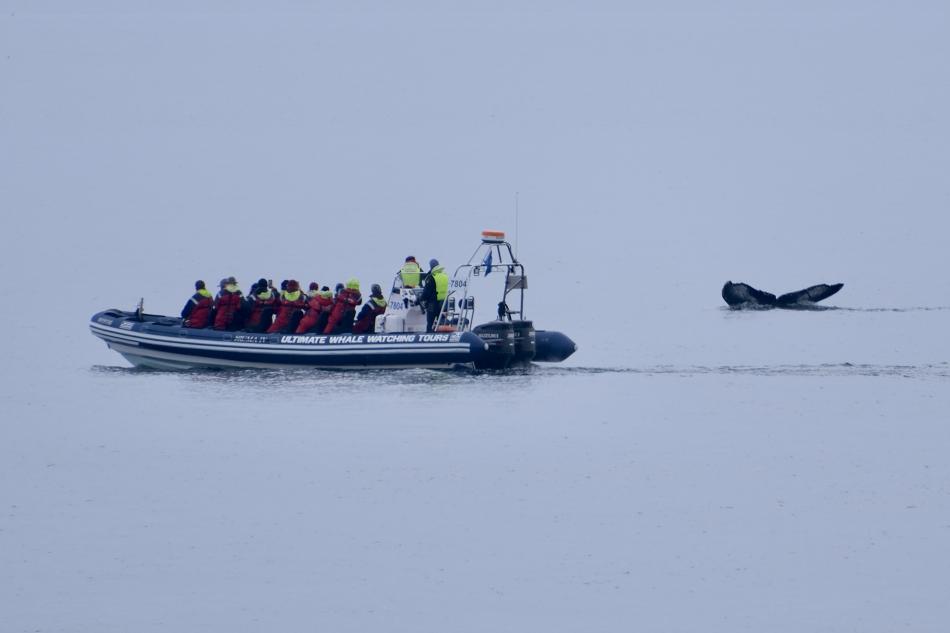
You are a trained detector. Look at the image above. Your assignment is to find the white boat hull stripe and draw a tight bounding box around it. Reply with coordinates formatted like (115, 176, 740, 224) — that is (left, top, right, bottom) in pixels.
(90, 324, 469, 355)
(107, 342, 462, 370)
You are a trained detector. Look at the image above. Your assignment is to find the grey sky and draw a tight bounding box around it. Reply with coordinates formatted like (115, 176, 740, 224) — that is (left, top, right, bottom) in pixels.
(1, 1, 947, 348)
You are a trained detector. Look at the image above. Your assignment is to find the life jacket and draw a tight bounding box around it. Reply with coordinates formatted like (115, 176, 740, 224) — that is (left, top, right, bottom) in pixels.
(323, 288, 362, 334)
(353, 296, 387, 333)
(184, 288, 213, 328)
(400, 261, 421, 288)
(246, 289, 277, 328)
(431, 266, 449, 301)
(213, 287, 243, 330)
(267, 290, 306, 334)
(283, 289, 304, 304)
(295, 291, 335, 334)
(311, 290, 334, 312)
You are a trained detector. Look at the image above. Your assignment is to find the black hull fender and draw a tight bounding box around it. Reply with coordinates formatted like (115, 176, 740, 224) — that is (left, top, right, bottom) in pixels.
(534, 331, 577, 362)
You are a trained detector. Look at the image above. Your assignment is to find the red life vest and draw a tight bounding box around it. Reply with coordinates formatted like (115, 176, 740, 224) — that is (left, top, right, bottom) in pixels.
(323, 288, 362, 334)
(246, 290, 278, 329)
(267, 290, 307, 333)
(184, 291, 214, 328)
(213, 290, 242, 330)
(353, 297, 387, 333)
(295, 292, 334, 334)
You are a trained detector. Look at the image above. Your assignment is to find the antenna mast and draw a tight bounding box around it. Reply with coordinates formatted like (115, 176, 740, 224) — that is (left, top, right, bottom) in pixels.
(515, 191, 519, 260)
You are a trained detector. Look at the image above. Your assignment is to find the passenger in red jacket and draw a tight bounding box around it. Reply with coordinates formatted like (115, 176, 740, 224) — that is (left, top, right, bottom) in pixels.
(181, 280, 214, 328)
(267, 279, 307, 334)
(324, 278, 362, 334)
(213, 277, 244, 331)
(245, 278, 278, 332)
(353, 284, 387, 333)
(296, 284, 334, 334)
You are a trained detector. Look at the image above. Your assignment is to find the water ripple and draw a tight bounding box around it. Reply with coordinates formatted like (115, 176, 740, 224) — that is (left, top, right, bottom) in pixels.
(92, 361, 950, 384)
(720, 305, 950, 313)
(539, 362, 950, 379)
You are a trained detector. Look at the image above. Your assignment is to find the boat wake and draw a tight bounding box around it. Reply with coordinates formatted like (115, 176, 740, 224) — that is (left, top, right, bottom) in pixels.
(719, 305, 950, 313)
(835, 306, 950, 313)
(92, 361, 950, 383)
(536, 362, 950, 380)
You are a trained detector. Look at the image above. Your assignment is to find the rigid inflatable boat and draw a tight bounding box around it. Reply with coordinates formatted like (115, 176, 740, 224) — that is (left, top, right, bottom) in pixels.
(89, 231, 577, 370)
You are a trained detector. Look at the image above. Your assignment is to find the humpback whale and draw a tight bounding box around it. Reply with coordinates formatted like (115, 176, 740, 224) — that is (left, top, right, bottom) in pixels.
(722, 281, 843, 309)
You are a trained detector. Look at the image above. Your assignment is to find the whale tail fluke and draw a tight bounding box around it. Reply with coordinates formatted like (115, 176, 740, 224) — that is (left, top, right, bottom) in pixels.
(722, 281, 777, 308)
(776, 283, 844, 307)
(723, 281, 843, 308)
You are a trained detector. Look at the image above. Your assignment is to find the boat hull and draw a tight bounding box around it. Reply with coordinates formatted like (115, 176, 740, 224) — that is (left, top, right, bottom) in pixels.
(90, 310, 485, 370)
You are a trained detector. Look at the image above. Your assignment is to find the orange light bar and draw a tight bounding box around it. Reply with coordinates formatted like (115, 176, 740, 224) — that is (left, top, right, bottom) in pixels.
(481, 230, 506, 242)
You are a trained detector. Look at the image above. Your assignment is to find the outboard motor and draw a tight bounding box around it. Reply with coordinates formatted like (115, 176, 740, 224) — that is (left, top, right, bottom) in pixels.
(472, 321, 516, 370)
(510, 320, 536, 365)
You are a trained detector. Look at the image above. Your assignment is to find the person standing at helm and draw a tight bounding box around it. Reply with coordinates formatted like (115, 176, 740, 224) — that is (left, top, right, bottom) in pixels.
(181, 280, 213, 328)
(400, 256, 422, 288)
(324, 278, 362, 334)
(421, 259, 449, 332)
(353, 284, 388, 333)
(213, 277, 243, 331)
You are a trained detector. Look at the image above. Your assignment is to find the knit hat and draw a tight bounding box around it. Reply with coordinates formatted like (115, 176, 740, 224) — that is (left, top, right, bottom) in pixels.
(429, 259, 439, 269)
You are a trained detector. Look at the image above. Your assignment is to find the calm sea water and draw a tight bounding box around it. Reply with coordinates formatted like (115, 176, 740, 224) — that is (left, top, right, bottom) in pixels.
(3, 305, 948, 632)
